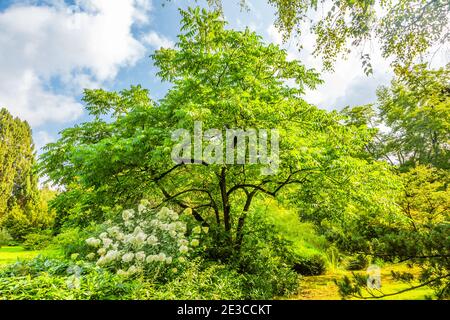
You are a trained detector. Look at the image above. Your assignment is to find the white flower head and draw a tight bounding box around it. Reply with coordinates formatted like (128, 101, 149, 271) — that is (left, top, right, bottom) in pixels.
(102, 237, 113, 248)
(146, 255, 157, 263)
(179, 245, 189, 254)
(157, 252, 166, 262)
(165, 256, 173, 264)
(147, 235, 159, 246)
(122, 209, 135, 221)
(122, 253, 134, 263)
(190, 239, 200, 247)
(99, 232, 108, 239)
(97, 248, 107, 256)
(86, 238, 101, 247)
(135, 251, 146, 262)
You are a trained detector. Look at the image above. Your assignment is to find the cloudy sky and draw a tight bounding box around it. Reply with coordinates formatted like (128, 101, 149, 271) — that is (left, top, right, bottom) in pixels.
(0, 0, 447, 152)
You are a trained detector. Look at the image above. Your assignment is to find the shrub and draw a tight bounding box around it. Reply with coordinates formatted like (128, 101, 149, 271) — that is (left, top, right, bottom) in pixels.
(345, 253, 369, 271)
(22, 231, 53, 250)
(83, 201, 205, 280)
(0, 228, 12, 248)
(291, 253, 327, 276)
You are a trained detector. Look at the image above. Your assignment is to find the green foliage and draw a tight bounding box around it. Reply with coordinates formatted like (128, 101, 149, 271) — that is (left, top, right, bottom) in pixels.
(292, 254, 327, 276)
(345, 254, 369, 271)
(234, 0, 449, 71)
(22, 231, 53, 251)
(0, 228, 12, 248)
(377, 64, 450, 170)
(39, 7, 370, 257)
(144, 259, 247, 299)
(0, 109, 55, 240)
(0, 257, 142, 300)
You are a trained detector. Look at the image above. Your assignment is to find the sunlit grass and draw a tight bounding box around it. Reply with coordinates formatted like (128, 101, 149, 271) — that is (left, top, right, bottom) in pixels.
(293, 264, 434, 300)
(0, 246, 61, 266)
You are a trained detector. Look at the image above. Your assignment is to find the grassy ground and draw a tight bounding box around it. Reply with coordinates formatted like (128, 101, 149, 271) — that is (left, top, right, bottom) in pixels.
(0, 246, 60, 266)
(0, 246, 435, 300)
(294, 264, 434, 300)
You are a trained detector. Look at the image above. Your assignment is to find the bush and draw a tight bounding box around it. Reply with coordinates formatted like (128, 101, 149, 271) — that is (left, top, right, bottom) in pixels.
(345, 254, 369, 271)
(291, 253, 327, 276)
(0, 228, 12, 248)
(142, 259, 246, 299)
(22, 231, 53, 250)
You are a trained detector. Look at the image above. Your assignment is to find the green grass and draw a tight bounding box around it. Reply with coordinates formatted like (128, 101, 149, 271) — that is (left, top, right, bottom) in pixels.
(293, 264, 435, 300)
(0, 246, 61, 266)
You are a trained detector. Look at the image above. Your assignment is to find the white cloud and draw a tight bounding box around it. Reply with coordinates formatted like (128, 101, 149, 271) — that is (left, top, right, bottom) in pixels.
(142, 30, 174, 49)
(34, 129, 56, 152)
(0, 0, 152, 126)
(266, 23, 393, 110)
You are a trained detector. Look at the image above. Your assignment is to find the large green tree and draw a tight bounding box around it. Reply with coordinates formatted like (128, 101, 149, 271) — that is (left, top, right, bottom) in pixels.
(0, 108, 53, 239)
(40, 8, 378, 256)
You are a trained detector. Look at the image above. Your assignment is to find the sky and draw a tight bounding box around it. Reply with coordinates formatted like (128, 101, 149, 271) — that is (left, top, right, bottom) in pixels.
(0, 0, 448, 153)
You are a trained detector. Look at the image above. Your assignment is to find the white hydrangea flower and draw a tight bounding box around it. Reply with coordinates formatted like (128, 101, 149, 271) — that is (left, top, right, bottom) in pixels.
(157, 252, 166, 262)
(156, 207, 170, 220)
(86, 237, 101, 247)
(169, 230, 177, 238)
(122, 209, 135, 221)
(168, 211, 179, 221)
(104, 250, 120, 262)
(107, 226, 121, 237)
(146, 255, 157, 263)
(165, 256, 173, 264)
(178, 256, 186, 263)
(97, 248, 107, 256)
(122, 253, 134, 263)
(179, 245, 189, 254)
(174, 222, 187, 233)
(138, 204, 146, 214)
(131, 232, 147, 247)
(99, 232, 108, 239)
(124, 234, 134, 244)
(149, 219, 160, 227)
(135, 251, 146, 262)
(147, 235, 158, 246)
(178, 239, 189, 246)
(102, 237, 113, 248)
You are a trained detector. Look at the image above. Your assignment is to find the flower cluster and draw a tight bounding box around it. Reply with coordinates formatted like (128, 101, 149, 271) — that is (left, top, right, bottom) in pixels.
(85, 201, 198, 277)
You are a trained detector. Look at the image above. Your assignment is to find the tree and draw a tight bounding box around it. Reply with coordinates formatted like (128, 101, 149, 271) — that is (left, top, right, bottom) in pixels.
(40, 8, 373, 256)
(202, 0, 449, 73)
(0, 108, 53, 239)
(335, 65, 450, 299)
(377, 64, 450, 170)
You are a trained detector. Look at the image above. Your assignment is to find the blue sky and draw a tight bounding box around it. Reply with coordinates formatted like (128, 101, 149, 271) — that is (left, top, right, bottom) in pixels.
(0, 0, 447, 153)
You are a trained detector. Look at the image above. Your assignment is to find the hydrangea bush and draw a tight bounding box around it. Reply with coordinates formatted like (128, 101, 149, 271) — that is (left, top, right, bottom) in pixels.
(84, 200, 205, 278)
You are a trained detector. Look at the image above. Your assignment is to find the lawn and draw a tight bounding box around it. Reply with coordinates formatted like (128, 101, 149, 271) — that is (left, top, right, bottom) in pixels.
(294, 264, 434, 300)
(0, 246, 61, 266)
